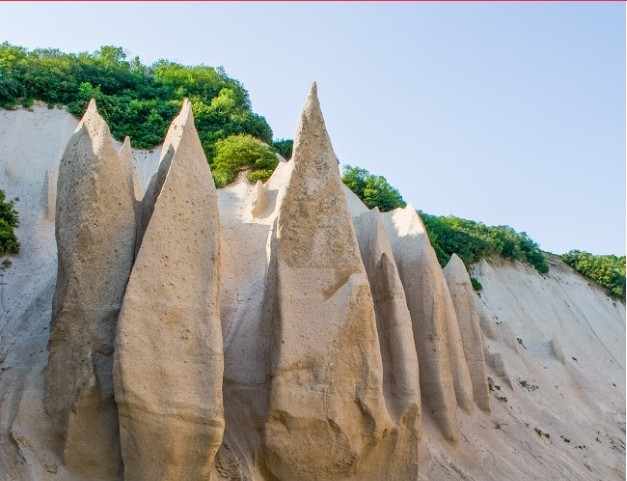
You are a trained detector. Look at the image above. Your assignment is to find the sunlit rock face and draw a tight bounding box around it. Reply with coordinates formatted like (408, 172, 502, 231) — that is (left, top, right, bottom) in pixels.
(46, 100, 135, 479)
(113, 100, 224, 481)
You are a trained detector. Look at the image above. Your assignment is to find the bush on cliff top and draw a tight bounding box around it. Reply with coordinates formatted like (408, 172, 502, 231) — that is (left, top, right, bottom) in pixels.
(561, 250, 625, 302)
(420, 212, 549, 275)
(0, 42, 282, 185)
(342, 165, 407, 212)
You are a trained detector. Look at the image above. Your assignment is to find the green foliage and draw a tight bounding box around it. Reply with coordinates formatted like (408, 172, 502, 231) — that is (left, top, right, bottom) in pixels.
(0, 42, 275, 184)
(419, 211, 549, 274)
(470, 277, 483, 291)
(0, 190, 19, 256)
(342, 165, 406, 212)
(561, 250, 625, 302)
(212, 134, 278, 187)
(272, 139, 294, 159)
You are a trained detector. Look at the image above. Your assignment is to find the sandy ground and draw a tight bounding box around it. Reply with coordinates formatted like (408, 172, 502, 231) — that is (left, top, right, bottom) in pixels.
(0, 105, 624, 480)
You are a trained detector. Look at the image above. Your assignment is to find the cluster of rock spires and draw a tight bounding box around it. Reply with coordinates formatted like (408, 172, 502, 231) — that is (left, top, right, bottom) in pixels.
(45, 84, 491, 480)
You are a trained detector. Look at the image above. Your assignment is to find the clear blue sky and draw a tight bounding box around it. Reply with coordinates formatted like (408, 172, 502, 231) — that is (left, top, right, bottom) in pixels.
(2, 2, 624, 255)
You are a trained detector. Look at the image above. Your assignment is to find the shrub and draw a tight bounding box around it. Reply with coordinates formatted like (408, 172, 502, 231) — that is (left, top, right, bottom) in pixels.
(0, 190, 19, 256)
(561, 250, 625, 302)
(212, 134, 278, 187)
(420, 211, 549, 274)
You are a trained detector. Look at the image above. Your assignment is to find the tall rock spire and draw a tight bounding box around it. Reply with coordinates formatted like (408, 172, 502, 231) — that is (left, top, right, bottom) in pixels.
(261, 83, 403, 480)
(113, 99, 224, 481)
(45, 99, 135, 478)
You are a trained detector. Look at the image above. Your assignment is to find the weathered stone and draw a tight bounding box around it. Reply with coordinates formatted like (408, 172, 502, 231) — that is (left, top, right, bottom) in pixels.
(45, 99, 135, 478)
(444, 254, 491, 413)
(261, 84, 393, 480)
(382, 206, 468, 440)
(113, 99, 224, 481)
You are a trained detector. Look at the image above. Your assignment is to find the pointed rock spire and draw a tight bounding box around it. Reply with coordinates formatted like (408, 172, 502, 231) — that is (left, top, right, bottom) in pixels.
(113, 99, 224, 481)
(444, 254, 491, 413)
(262, 84, 395, 480)
(45, 99, 135, 477)
(382, 206, 473, 440)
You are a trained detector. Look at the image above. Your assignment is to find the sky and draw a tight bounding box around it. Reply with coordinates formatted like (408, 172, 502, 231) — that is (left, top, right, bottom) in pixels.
(1, 2, 625, 255)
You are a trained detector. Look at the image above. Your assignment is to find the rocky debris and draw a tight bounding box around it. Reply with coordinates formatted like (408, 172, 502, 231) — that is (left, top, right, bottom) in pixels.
(45, 99, 135, 478)
(444, 254, 491, 413)
(261, 83, 400, 480)
(113, 99, 224, 481)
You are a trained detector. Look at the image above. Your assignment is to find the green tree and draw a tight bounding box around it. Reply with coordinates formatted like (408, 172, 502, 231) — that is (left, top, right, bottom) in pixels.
(342, 165, 406, 212)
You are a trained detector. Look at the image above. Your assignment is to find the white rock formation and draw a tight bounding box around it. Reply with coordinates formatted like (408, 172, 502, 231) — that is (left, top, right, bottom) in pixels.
(444, 254, 491, 413)
(113, 100, 224, 481)
(45, 100, 135, 478)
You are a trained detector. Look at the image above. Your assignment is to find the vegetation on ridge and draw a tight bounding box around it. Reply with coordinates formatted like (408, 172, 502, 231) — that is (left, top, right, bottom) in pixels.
(0, 42, 285, 185)
(420, 212, 549, 274)
(561, 250, 625, 302)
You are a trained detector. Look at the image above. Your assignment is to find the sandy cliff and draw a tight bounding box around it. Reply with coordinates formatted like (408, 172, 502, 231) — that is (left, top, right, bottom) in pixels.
(0, 93, 623, 481)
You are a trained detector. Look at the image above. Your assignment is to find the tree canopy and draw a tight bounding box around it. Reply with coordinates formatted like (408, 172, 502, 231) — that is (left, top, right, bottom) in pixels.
(342, 165, 406, 212)
(0, 42, 279, 184)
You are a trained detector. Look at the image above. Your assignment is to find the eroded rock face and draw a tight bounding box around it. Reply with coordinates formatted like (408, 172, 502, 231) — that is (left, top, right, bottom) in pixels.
(261, 84, 395, 481)
(382, 206, 466, 440)
(45, 100, 135, 478)
(113, 100, 224, 481)
(444, 254, 491, 413)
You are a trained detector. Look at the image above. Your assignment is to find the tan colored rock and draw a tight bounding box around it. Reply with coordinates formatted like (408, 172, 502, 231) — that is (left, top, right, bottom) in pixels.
(444, 254, 491, 413)
(261, 84, 396, 480)
(353, 208, 421, 423)
(113, 99, 224, 481)
(353, 208, 420, 475)
(45, 99, 135, 478)
(382, 206, 470, 440)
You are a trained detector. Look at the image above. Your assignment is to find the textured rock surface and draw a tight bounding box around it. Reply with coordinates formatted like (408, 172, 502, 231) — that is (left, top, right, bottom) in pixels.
(113, 100, 224, 481)
(382, 206, 467, 440)
(45, 100, 135, 478)
(444, 254, 491, 413)
(353, 208, 421, 423)
(261, 84, 398, 481)
(0, 96, 624, 481)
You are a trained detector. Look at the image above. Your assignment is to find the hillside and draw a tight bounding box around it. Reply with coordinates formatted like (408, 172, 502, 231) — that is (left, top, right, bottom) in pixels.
(0, 91, 624, 481)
